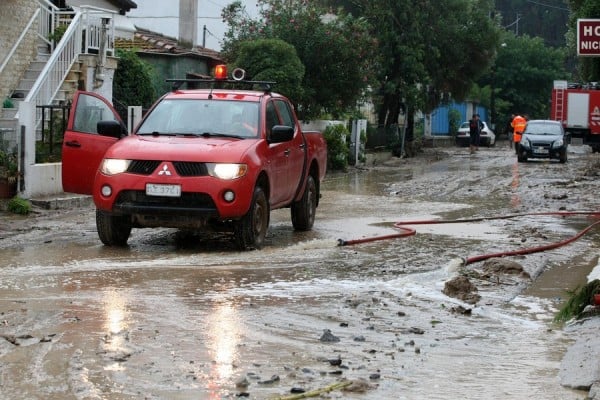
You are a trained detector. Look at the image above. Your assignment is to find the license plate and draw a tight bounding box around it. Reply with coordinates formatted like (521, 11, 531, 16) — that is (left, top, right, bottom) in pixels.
(534, 147, 549, 154)
(146, 183, 181, 197)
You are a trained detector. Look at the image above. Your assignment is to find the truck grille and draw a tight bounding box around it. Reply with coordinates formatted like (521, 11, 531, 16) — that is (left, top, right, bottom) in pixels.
(114, 190, 218, 216)
(173, 162, 208, 176)
(126, 161, 208, 176)
(127, 160, 161, 175)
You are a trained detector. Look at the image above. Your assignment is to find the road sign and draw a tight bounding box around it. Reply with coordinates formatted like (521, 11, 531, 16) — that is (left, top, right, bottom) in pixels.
(577, 19, 600, 57)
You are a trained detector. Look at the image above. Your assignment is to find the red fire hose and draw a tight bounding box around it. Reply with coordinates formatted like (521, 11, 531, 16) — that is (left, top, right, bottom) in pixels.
(337, 211, 600, 265)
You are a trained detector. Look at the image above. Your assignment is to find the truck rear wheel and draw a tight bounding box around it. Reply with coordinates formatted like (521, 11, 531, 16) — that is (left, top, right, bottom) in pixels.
(291, 175, 316, 231)
(96, 210, 132, 246)
(234, 186, 269, 250)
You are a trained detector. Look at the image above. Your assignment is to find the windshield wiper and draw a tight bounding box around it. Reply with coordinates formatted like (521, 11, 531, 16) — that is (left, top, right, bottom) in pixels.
(200, 132, 245, 139)
(138, 131, 176, 136)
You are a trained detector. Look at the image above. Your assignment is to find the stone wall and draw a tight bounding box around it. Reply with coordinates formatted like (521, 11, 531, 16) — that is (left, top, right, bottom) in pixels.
(0, 0, 37, 101)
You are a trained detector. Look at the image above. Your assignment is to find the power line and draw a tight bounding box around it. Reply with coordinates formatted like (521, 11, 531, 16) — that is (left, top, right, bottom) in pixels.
(525, 0, 569, 12)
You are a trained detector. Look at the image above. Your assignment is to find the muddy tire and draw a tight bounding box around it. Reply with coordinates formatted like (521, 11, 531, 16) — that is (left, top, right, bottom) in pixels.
(234, 186, 269, 250)
(96, 210, 132, 246)
(291, 175, 317, 231)
(559, 151, 568, 163)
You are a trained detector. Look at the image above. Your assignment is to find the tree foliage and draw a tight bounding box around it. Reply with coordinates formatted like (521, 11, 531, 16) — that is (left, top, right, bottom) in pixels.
(231, 39, 305, 105)
(345, 0, 501, 127)
(221, 0, 377, 120)
(113, 50, 157, 121)
(493, 32, 566, 120)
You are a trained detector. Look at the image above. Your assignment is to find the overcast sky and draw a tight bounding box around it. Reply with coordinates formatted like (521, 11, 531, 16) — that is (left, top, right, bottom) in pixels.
(127, 0, 258, 51)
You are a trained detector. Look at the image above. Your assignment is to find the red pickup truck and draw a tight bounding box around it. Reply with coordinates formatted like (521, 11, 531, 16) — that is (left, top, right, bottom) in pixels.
(61, 67, 327, 249)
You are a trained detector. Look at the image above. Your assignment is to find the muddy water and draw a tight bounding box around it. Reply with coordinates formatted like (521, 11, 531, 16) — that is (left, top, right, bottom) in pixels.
(0, 145, 598, 399)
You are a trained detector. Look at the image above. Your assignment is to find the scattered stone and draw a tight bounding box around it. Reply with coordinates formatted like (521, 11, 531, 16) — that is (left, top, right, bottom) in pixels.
(369, 373, 381, 380)
(343, 378, 375, 393)
(319, 329, 340, 343)
(450, 305, 472, 315)
(257, 375, 280, 385)
(328, 356, 342, 366)
(290, 387, 305, 394)
(339, 322, 348, 327)
(235, 377, 249, 389)
(354, 335, 366, 342)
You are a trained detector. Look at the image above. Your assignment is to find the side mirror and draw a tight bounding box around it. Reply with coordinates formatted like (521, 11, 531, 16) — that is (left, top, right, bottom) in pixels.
(97, 120, 127, 139)
(268, 125, 294, 144)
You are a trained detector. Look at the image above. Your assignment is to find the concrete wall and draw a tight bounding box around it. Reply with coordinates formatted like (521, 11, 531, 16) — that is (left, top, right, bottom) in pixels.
(0, 0, 38, 100)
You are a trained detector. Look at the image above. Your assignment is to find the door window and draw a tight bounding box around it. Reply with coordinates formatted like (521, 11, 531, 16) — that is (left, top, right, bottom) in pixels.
(73, 94, 119, 134)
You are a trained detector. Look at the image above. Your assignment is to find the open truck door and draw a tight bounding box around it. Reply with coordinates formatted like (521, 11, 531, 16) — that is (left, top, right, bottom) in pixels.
(62, 91, 126, 194)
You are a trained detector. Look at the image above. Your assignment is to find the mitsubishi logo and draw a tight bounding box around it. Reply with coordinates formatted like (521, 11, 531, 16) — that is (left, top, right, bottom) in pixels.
(157, 164, 172, 176)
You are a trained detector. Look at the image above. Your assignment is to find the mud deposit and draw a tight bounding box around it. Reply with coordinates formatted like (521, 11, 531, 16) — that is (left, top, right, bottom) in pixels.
(1, 144, 599, 399)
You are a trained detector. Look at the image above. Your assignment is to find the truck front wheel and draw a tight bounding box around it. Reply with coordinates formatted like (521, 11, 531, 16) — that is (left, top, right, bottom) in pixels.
(291, 175, 317, 231)
(234, 186, 269, 250)
(96, 210, 132, 246)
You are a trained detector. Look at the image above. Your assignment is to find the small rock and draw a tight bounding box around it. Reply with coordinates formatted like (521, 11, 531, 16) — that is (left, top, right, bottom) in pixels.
(258, 375, 280, 385)
(319, 329, 340, 342)
(235, 377, 249, 389)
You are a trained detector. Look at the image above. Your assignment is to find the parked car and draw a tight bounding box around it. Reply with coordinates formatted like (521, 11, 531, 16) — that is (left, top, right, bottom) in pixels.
(455, 121, 496, 147)
(517, 119, 568, 163)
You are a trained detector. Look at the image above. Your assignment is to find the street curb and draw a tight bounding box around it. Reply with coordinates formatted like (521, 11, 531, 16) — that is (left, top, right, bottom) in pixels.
(29, 194, 93, 210)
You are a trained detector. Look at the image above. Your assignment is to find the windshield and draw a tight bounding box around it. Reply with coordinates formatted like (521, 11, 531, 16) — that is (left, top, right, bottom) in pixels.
(137, 99, 259, 138)
(524, 122, 563, 136)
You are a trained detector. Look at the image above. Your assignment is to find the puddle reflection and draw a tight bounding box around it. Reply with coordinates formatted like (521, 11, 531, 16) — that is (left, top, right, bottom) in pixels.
(511, 162, 521, 208)
(206, 301, 241, 395)
(103, 290, 130, 372)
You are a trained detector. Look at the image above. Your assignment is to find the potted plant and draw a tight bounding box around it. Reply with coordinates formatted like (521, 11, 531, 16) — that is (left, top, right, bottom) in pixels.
(0, 147, 18, 198)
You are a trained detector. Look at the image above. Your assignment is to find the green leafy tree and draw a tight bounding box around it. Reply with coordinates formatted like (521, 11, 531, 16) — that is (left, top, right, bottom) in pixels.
(491, 32, 567, 120)
(347, 0, 500, 129)
(566, 0, 600, 81)
(221, 0, 377, 120)
(113, 49, 157, 122)
(231, 39, 305, 103)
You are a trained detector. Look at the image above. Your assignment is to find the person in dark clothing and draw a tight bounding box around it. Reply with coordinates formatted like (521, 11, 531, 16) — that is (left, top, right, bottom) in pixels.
(469, 113, 484, 154)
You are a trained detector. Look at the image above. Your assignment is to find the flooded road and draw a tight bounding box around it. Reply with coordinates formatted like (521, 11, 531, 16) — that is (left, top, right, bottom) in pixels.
(1, 143, 599, 399)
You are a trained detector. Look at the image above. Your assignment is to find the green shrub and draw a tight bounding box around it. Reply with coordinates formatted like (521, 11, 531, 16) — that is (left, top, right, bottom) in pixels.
(449, 108, 462, 136)
(3, 98, 14, 108)
(7, 196, 31, 215)
(323, 124, 349, 171)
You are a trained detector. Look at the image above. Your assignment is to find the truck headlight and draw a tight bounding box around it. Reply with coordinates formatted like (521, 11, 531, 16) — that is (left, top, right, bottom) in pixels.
(101, 159, 131, 175)
(206, 163, 248, 180)
(552, 139, 564, 148)
(520, 139, 530, 149)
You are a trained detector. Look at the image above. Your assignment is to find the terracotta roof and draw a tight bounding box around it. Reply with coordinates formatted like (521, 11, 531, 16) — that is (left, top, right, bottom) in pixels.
(114, 27, 223, 62)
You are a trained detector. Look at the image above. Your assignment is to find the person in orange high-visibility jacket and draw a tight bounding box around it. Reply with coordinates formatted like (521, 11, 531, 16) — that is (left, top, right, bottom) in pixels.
(511, 114, 527, 154)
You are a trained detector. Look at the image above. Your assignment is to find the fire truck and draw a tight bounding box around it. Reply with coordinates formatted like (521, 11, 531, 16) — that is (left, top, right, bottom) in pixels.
(551, 80, 600, 152)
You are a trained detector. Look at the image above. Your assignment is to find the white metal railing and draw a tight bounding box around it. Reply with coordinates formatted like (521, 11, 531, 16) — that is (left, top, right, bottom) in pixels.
(37, 0, 76, 52)
(19, 5, 116, 126)
(21, 11, 83, 121)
